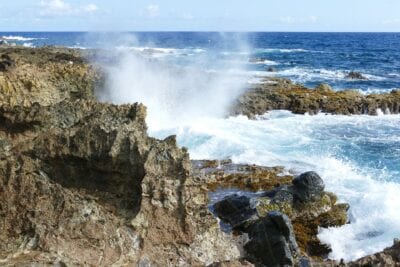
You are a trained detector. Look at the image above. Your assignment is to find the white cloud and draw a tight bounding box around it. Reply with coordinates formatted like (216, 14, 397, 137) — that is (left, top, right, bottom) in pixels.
(39, 0, 99, 16)
(84, 4, 99, 13)
(146, 4, 160, 18)
(40, 0, 71, 14)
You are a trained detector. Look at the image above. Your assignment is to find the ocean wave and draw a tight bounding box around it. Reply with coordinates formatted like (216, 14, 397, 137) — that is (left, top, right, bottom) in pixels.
(249, 59, 278, 65)
(150, 111, 400, 261)
(275, 67, 387, 83)
(116, 46, 206, 58)
(358, 88, 396, 95)
(2, 35, 46, 41)
(255, 48, 309, 53)
(22, 42, 35, 48)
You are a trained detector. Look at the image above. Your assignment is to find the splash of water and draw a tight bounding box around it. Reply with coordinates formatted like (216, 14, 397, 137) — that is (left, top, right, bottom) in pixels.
(91, 32, 400, 262)
(95, 32, 251, 130)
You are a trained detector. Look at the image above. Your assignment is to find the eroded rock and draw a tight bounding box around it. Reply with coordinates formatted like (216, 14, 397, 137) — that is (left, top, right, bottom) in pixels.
(232, 77, 400, 117)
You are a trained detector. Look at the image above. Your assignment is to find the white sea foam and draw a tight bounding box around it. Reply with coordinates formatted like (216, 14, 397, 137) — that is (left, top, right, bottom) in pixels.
(95, 33, 400, 262)
(149, 111, 400, 262)
(116, 46, 206, 58)
(359, 88, 395, 95)
(275, 67, 386, 83)
(249, 59, 278, 65)
(256, 48, 309, 53)
(2, 35, 46, 41)
(98, 34, 250, 130)
(22, 42, 35, 48)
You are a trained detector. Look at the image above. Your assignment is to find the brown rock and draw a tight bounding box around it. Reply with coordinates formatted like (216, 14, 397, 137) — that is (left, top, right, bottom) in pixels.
(231, 77, 400, 117)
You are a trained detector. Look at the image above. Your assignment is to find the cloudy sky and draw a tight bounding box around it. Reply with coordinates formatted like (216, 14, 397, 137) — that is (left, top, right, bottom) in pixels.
(0, 0, 399, 31)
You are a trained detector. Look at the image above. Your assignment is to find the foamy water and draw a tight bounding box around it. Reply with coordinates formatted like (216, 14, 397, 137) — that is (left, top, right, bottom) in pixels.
(89, 33, 400, 261)
(149, 111, 400, 261)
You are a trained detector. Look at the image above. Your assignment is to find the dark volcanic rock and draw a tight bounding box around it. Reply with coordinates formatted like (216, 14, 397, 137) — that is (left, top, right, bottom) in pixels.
(213, 194, 257, 230)
(292, 171, 325, 203)
(244, 211, 299, 267)
(208, 166, 348, 261)
(346, 71, 367, 80)
(0, 54, 14, 72)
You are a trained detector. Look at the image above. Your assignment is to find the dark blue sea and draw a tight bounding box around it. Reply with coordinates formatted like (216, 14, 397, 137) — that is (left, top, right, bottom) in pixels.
(1, 32, 400, 91)
(2, 32, 400, 261)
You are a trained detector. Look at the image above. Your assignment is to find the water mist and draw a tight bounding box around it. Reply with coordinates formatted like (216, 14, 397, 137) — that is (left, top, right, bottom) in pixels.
(94, 33, 251, 131)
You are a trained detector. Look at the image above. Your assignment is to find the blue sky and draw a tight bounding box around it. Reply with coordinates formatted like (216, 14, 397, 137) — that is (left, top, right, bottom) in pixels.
(0, 0, 400, 31)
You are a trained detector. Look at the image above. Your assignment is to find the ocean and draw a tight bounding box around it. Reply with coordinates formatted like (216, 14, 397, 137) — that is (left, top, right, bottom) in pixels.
(2, 32, 400, 261)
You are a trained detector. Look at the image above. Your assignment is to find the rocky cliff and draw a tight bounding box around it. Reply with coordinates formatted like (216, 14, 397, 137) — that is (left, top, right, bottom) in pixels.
(1, 46, 399, 266)
(0, 47, 244, 266)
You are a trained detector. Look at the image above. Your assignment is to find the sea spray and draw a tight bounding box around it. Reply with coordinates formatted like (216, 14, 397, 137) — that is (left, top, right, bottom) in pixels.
(152, 111, 400, 261)
(95, 32, 251, 129)
(91, 32, 400, 261)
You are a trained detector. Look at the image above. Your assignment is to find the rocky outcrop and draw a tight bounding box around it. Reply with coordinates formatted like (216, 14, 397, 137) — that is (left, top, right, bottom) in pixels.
(194, 160, 349, 264)
(0, 47, 245, 266)
(1, 46, 399, 266)
(346, 71, 367, 80)
(0, 46, 101, 106)
(232, 77, 400, 117)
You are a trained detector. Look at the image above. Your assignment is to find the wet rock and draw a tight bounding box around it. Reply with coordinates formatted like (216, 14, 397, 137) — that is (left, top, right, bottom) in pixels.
(346, 71, 367, 80)
(244, 211, 300, 267)
(202, 162, 349, 260)
(213, 194, 257, 230)
(293, 171, 325, 203)
(267, 66, 277, 72)
(231, 77, 400, 117)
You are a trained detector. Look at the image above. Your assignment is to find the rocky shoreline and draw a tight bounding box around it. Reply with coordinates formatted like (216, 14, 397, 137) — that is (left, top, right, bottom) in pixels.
(232, 77, 400, 118)
(1, 46, 399, 266)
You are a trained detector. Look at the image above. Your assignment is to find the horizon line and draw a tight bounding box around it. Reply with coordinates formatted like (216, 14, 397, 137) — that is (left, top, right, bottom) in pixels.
(1, 30, 400, 34)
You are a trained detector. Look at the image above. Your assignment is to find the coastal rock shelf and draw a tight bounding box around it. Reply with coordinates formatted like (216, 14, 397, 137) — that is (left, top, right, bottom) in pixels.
(1, 46, 399, 266)
(232, 78, 400, 118)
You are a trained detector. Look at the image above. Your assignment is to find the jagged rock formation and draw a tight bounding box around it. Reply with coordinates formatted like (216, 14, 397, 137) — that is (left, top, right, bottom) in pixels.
(0, 47, 244, 266)
(1, 46, 399, 266)
(232, 77, 400, 117)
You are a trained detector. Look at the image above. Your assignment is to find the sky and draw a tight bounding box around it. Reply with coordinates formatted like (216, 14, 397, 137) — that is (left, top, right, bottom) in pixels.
(0, 0, 400, 32)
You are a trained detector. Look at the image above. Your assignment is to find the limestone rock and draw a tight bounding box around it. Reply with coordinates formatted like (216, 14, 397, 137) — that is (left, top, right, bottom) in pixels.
(231, 77, 400, 117)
